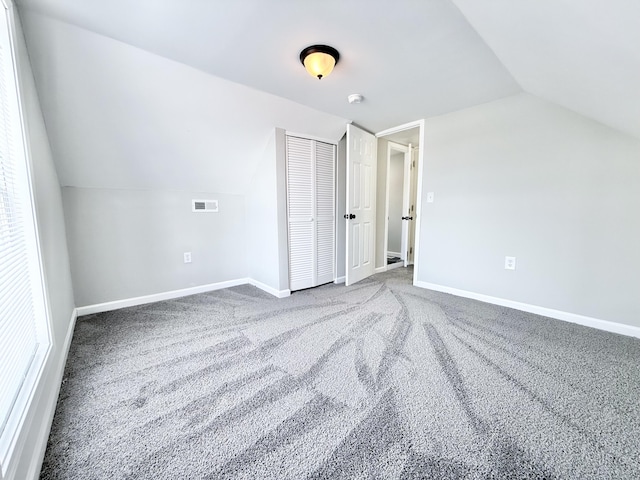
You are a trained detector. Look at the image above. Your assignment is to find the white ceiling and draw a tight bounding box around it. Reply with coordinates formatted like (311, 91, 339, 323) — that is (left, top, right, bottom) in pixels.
(14, 0, 640, 192)
(18, 13, 348, 193)
(16, 0, 522, 133)
(451, 0, 640, 139)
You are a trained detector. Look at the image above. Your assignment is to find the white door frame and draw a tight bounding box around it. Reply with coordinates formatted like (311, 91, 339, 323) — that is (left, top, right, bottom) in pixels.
(383, 141, 410, 271)
(401, 143, 412, 268)
(376, 120, 426, 285)
(406, 145, 419, 266)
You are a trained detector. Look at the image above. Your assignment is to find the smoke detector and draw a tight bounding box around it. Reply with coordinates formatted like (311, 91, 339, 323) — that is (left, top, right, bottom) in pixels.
(348, 94, 364, 104)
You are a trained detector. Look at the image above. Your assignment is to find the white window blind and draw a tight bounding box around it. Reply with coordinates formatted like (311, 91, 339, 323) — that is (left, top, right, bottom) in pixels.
(0, 3, 49, 475)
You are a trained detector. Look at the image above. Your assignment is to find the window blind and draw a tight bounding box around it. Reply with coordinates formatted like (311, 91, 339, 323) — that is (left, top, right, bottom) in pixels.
(0, 4, 38, 437)
(0, 5, 48, 470)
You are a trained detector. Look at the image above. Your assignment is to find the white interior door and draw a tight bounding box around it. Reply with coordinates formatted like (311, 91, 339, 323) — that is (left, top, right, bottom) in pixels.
(287, 136, 335, 291)
(345, 124, 377, 286)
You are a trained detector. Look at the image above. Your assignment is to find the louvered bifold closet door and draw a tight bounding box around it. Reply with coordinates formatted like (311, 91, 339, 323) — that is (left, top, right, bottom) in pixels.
(315, 141, 335, 285)
(286, 136, 315, 291)
(286, 136, 336, 291)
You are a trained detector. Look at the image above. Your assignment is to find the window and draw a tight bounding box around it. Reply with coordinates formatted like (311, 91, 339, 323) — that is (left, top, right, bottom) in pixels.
(0, 2, 50, 475)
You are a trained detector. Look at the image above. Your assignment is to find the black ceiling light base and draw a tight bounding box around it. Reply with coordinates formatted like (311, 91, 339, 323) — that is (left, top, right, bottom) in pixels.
(300, 45, 340, 79)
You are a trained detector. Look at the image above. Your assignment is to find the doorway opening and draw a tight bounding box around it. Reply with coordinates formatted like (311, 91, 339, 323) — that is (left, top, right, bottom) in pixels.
(335, 120, 424, 287)
(385, 142, 410, 270)
(375, 121, 423, 284)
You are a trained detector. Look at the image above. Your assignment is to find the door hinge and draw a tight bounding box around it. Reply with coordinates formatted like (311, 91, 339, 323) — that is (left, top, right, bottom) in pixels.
(412, 160, 415, 168)
(410, 247, 413, 255)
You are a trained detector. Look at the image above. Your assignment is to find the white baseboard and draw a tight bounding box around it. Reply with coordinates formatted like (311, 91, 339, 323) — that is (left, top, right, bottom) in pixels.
(387, 251, 401, 257)
(77, 277, 294, 316)
(386, 262, 404, 271)
(414, 281, 640, 339)
(77, 278, 249, 316)
(334, 276, 345, 284)
(375, 266, 387, 273)
(25, 308, 77, 480)
(248, 279, 290, 298)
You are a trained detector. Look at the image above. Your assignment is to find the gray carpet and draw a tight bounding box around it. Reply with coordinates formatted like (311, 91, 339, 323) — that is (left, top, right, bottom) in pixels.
(41, 267, 640, 479)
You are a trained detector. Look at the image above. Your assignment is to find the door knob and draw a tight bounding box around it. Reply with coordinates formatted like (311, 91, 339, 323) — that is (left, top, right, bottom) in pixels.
(402, 216, 413, 220)
(344, 214, 356, 219)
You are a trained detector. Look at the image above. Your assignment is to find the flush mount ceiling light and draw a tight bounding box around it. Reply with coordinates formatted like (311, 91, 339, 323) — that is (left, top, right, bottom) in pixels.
(300, 45, 340, 80)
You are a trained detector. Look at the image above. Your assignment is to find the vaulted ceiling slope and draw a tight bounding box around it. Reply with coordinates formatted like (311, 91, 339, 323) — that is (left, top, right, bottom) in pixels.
(15, 1, 640, 193)
(16, 0, 521, 133)
(17, 12, 348, 193)
(451, 0, 640, 140)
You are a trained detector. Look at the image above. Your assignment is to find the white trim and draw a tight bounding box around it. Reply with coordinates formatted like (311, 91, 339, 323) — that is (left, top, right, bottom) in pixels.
(77, 278, 249, 316)
(414, 281, 640, 339)
(21, 309, 77, 480)
(334, 276, 345, 284)
(375, 120, 424, 138)
(0, 6, 53, 476)
(77, 278, 293, 316)
(285, 131, 338, 146)
(4, 309, 77, 479)
(248, 279, 291, 298)
(387, 251, 402, 257)
(383, 146, 390, 272)
(375, 266, 387, 274)
(411, 122, 426, 285)
(386, 262, 404, 271)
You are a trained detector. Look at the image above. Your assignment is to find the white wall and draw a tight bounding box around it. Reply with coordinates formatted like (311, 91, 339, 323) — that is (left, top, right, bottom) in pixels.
(62, 188, 246, 307)
(418, 93, 640, 328)
(18, 11, 348, 306)
(8, 11, 75, 480)
(247, 129, 345, 294)
(387, 153, 404, 254)
(18, 12, 347, 194)
(245, 128, 289, 294)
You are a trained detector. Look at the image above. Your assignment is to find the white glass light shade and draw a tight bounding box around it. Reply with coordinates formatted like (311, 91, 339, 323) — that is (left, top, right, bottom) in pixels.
(303, 51, 336, 79)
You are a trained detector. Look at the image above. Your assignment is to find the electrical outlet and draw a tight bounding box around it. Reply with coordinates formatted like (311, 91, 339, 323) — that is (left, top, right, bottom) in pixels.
(184, 252, 192, 264)
(505, 256, 516, 270)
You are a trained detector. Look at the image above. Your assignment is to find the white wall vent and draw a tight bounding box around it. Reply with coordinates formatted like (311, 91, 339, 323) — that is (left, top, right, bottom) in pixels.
(192, 199, 219, 212)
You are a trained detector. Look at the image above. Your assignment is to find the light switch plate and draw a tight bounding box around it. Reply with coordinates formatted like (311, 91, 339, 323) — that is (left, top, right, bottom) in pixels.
(427, 192, 434, 203)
